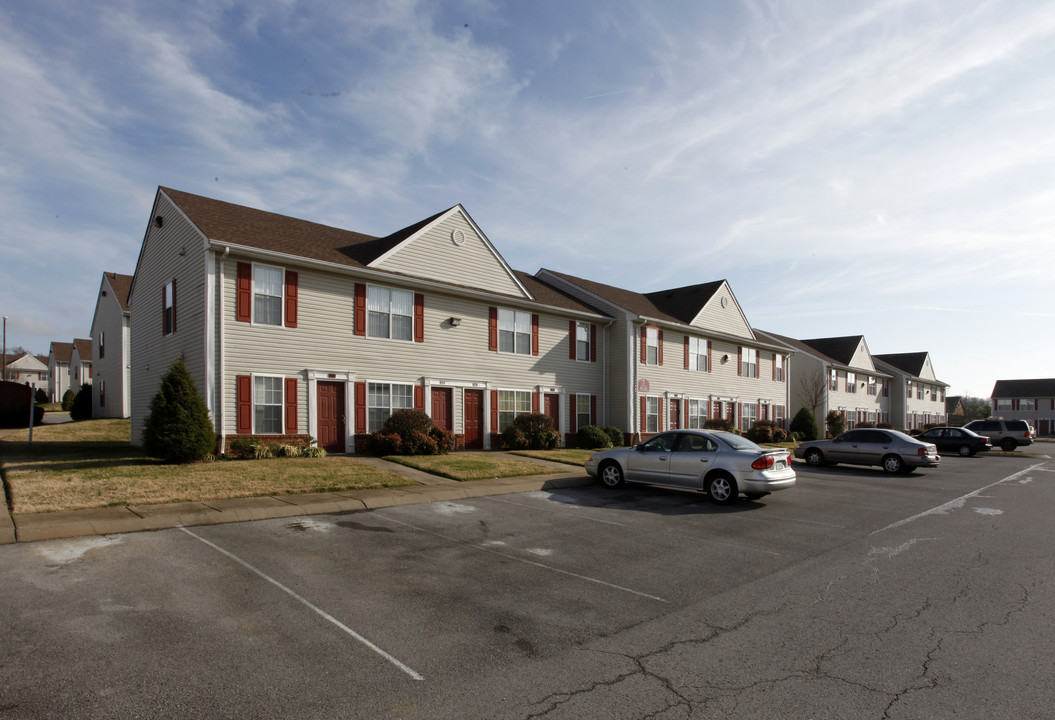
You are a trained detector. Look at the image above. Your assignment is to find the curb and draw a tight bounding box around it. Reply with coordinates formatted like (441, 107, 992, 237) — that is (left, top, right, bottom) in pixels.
(3, 471, 593, 544)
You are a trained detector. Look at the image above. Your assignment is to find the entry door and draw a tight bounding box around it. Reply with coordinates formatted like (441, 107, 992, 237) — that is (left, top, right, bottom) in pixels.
(430, 387, 453, 431)
(463, 389, 483, 450)
(544, 394, 560, 441)
(317, 382, 346, 453)
(668, 399, 680, 430)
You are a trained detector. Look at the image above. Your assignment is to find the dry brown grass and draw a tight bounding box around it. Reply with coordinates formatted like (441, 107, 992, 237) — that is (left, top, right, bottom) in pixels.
(1, 419, 414, 514)
(384, 451, 563, 481)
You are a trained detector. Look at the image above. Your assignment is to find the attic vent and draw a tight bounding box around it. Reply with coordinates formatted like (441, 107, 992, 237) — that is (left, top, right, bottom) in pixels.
(154, 215, 164, 227)
(450, 229, 465, 246)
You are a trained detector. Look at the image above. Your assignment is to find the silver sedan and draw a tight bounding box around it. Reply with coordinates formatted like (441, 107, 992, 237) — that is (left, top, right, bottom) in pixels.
(794, 428, 940, 473)
(584, 430, 796, 505)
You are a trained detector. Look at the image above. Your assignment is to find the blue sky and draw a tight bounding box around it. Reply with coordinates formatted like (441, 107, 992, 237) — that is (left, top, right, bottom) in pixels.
(2, 0, 1053, 399)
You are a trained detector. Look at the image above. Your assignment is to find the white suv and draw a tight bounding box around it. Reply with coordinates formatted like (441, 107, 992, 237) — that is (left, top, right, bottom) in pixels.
(963, 419, 1034, 452)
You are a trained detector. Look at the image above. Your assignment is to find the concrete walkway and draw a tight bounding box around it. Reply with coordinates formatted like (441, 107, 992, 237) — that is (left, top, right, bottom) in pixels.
(0, 443, 592, 544)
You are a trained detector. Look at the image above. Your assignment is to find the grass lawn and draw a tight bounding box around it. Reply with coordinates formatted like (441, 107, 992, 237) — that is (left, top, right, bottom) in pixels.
(509, 448, 603, 466)
(384, 452, 565, 481)
(0, 419, 414, 514)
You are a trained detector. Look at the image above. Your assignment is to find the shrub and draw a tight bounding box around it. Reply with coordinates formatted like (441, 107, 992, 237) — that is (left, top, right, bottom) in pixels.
(368, 432, 403, 456)
(825, 410, 846, 437)
(371, 409, 451, 455)
(602, 426, 625, 447)
(303, 446, 327, 458)
(428, 426, 456, 454)
(383, 409, 432, 437)
(877, 422, 894, 429)
(531, 429, 560, 450)
(254, 443, 280, 460)
(279, 444, 304, 458)
(790, 407, 819, 441)
(576, 424, 611, 449)
(745, 421, 774, 444)
(142, 358, 216, 464)
(500, 425, 529, 450)
(856, 421, 876, 429)
(789, 431, 804, 442)
(229, 438, 260, 459)
(69, 383, 93, 421)
(34, 389, 48, 405)
(704, 418, 735, 433)
(61, 389, 76, 412)
(404, 429, 439, 455)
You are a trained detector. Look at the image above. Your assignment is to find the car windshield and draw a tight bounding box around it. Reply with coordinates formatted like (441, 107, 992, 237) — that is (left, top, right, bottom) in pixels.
(712, 432, 764, 452)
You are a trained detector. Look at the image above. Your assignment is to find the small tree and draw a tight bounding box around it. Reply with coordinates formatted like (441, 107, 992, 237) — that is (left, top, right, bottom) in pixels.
(34, 388, 48, 405)
(142, 358, 216, 463)
(790, 407, 819, 441)
(70, 384, 93, 421)
(61, 388, 76, 411)
(825, 410, 846, 438)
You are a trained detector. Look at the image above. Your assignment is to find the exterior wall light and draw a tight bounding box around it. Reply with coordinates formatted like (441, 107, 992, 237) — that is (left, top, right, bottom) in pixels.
(449, 317, 462, 327)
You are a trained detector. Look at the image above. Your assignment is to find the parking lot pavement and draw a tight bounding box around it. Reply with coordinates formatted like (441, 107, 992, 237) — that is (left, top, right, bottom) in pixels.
(2, 453, 1053, 719)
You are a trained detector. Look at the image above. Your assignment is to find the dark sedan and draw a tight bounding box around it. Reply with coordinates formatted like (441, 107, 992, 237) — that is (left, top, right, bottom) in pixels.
(915, 427, 992, 456)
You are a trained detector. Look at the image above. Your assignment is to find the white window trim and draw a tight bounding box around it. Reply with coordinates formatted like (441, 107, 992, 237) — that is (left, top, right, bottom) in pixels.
(575, 321, 591, 362)
(497, 388, 533, 431)
(365, 284, 415, 342)
(689, 337, 708, 372)
(645, 327, 659, 366)
(575, 393, 592, 429)
(644, 395, 659, 433)
(251, 262, 286, 328)
(252, 373, 285, 435)
(498, 308, 532, 355)
(366, 380, 415, 433)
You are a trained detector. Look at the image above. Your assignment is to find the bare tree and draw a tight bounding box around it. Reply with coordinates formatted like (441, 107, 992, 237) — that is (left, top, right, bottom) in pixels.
(799, 367, 828, 420)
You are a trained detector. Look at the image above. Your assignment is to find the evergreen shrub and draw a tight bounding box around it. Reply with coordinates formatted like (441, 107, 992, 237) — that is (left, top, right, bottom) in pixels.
(70, 384, 93, 421)
(789, 408, 819, 441)
(576, 424, 611, 449)
(142, 358, 216, 463)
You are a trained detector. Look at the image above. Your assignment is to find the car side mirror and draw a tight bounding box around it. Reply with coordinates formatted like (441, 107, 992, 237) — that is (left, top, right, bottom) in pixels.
(635, 443, 644, 452)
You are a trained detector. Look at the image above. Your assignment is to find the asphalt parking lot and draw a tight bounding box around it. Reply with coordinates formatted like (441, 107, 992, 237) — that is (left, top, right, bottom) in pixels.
(2, 451, 1053, 719)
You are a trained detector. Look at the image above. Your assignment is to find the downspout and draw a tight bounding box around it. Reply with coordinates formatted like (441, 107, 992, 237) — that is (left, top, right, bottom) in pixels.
(218, 246, 229, 455)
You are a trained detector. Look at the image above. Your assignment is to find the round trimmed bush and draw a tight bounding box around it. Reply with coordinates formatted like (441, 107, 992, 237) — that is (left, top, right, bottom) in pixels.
(602, 426, 625, 447)
(69, 383, 93, 421)
(790, 407, 819, 441)
(576, 424, 611, 449)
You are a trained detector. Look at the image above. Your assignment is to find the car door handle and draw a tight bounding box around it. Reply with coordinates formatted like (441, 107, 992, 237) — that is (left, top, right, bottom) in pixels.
(659, 457, 668, 462)
(700, 458, 709, 463)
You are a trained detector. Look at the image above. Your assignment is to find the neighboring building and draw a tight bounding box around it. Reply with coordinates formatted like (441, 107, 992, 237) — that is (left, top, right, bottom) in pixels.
(2, 353, 49, 392)
(129, 187, 608, 453)
(69, 338, 93, 392)
(90, 272, 133, 418)
(538, 271, 792, 438)
(873, 352, 948, 430)
(945, 395, 966, 426)
(990, 379, 1055, 436)
(48, 341, 73, 402)
(755, 332, 891, 431)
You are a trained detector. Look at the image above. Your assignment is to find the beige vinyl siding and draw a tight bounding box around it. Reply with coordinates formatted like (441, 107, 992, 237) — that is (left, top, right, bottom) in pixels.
(218, 260, 604, 438)
(688, 283, 753, 339)
(372, 211, 528, 298)
(845, 340, 878, 373)
(129, 192, 212, 445)
(91, 287, 130, 418)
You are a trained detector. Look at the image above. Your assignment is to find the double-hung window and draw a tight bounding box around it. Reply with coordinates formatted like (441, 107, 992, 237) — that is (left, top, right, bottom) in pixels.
(575, 322, 591, 361)
(741, 348, 758, 378)
(774, 404, 785, 428)
(847, 372, 857, 393)
(254, 265, 284, 326)
(1020, 398, 1035, 411)
(741, 402, 757, 431)
(688, 337, 708, 371)
(163, 280, 176, 335)
(498, 309, 532, 354)
(367, 382, 413, 432)
(644, 397, 659, 433)
(368, 286, 413, 341)
(996, 399, 1012, 411)
(774, 353, 784, 381)
(830, 370, 839, 391)
(688, 399, 707, 429)
(575, 394, 591, 430)
(254, 376, 283, 434)
(498, 390, 532, 431)
(867, 376, 877, 396)
(645, 327, 659, 365)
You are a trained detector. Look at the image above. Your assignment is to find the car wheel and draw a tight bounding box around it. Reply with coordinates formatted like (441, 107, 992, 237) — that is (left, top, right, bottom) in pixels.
(1000, 438, 1016, 452)
(599, 462, 625, 488)
(707, 474, 737, 505)
(957, 445, 973, 457)
(882, 454, 904, 474)
(804, 448, 825, 466)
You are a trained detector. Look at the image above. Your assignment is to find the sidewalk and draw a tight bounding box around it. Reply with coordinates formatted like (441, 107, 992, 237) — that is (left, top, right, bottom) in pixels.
(0, 451, 592, 544)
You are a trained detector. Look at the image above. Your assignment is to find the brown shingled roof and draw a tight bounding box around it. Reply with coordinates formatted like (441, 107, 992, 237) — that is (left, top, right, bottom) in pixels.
(539, 269, 713, 326)
(873, 352, 930, 377)
(50, 342, 73, 363)
(73, 338, 92, 360)
(800, 336, 864, 366)
(105, 272, 134, 311)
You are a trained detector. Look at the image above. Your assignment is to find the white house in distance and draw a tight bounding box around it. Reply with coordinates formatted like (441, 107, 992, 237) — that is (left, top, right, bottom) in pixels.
(873, 352, 948, 430)
(68, 338, 93, 392)
(755, 332, 892, 430)
(2, 353, 49, 392)
(990, 378, 1055, 436)
(48, 341, 73, 402)
(90, 272, 133, 418)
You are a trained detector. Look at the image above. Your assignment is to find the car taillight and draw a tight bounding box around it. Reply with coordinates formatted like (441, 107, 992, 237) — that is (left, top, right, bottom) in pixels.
(752, 455, 776, 470)
(918, 447, 928, 456)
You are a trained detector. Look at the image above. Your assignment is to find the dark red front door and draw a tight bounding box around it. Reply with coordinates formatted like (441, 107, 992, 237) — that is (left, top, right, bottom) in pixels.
(544, 394, 560, 446)
(317, 382, 346, 453)
(669, 399, 680, 429)
(464, 389, 483, 449)
(431, 387, 452, 431)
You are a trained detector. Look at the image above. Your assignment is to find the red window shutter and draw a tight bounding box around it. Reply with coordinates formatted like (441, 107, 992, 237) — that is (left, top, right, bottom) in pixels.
(490, 390, 499, 432)
(414, 293, 424, 343)
(531, 393, 539, 413)
(684, 399, 689, 426)
(488, 307, 498, 351)
(236, 375, 252, 434)
(569, 320, 576, 360)
(657, 330, 663, 365)
(590, 395, 597, 426)
(354, 381, 367, 434)
(284, 271, 298, 328)
(532, 314, 539, 356)
(772, 354, 776, 381)
(285, 378, 298, 434)
(684, 336, 689, 369)
(738, 347, 743, 376)
(658, 397, 664, 429)
(641, 396, 647, 431)
(236, 263, 252, 322)
(640, 327, 647, 363)
(414, 385, 424, 411)
(161, 284, 166, 334)
(1013, 399, 1019, 411)
(354, 284, 366, 336)
(590, 324, 596, 362)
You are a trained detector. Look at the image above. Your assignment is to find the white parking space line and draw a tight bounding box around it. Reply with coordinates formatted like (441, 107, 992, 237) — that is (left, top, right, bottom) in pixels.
(374, 513, 670, 603)
(179, 527, 424, 681)
(871, 462, 1049, 536)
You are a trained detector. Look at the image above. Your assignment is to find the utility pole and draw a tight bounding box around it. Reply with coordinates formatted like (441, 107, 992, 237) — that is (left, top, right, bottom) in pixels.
(2, 315, 7, 381)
